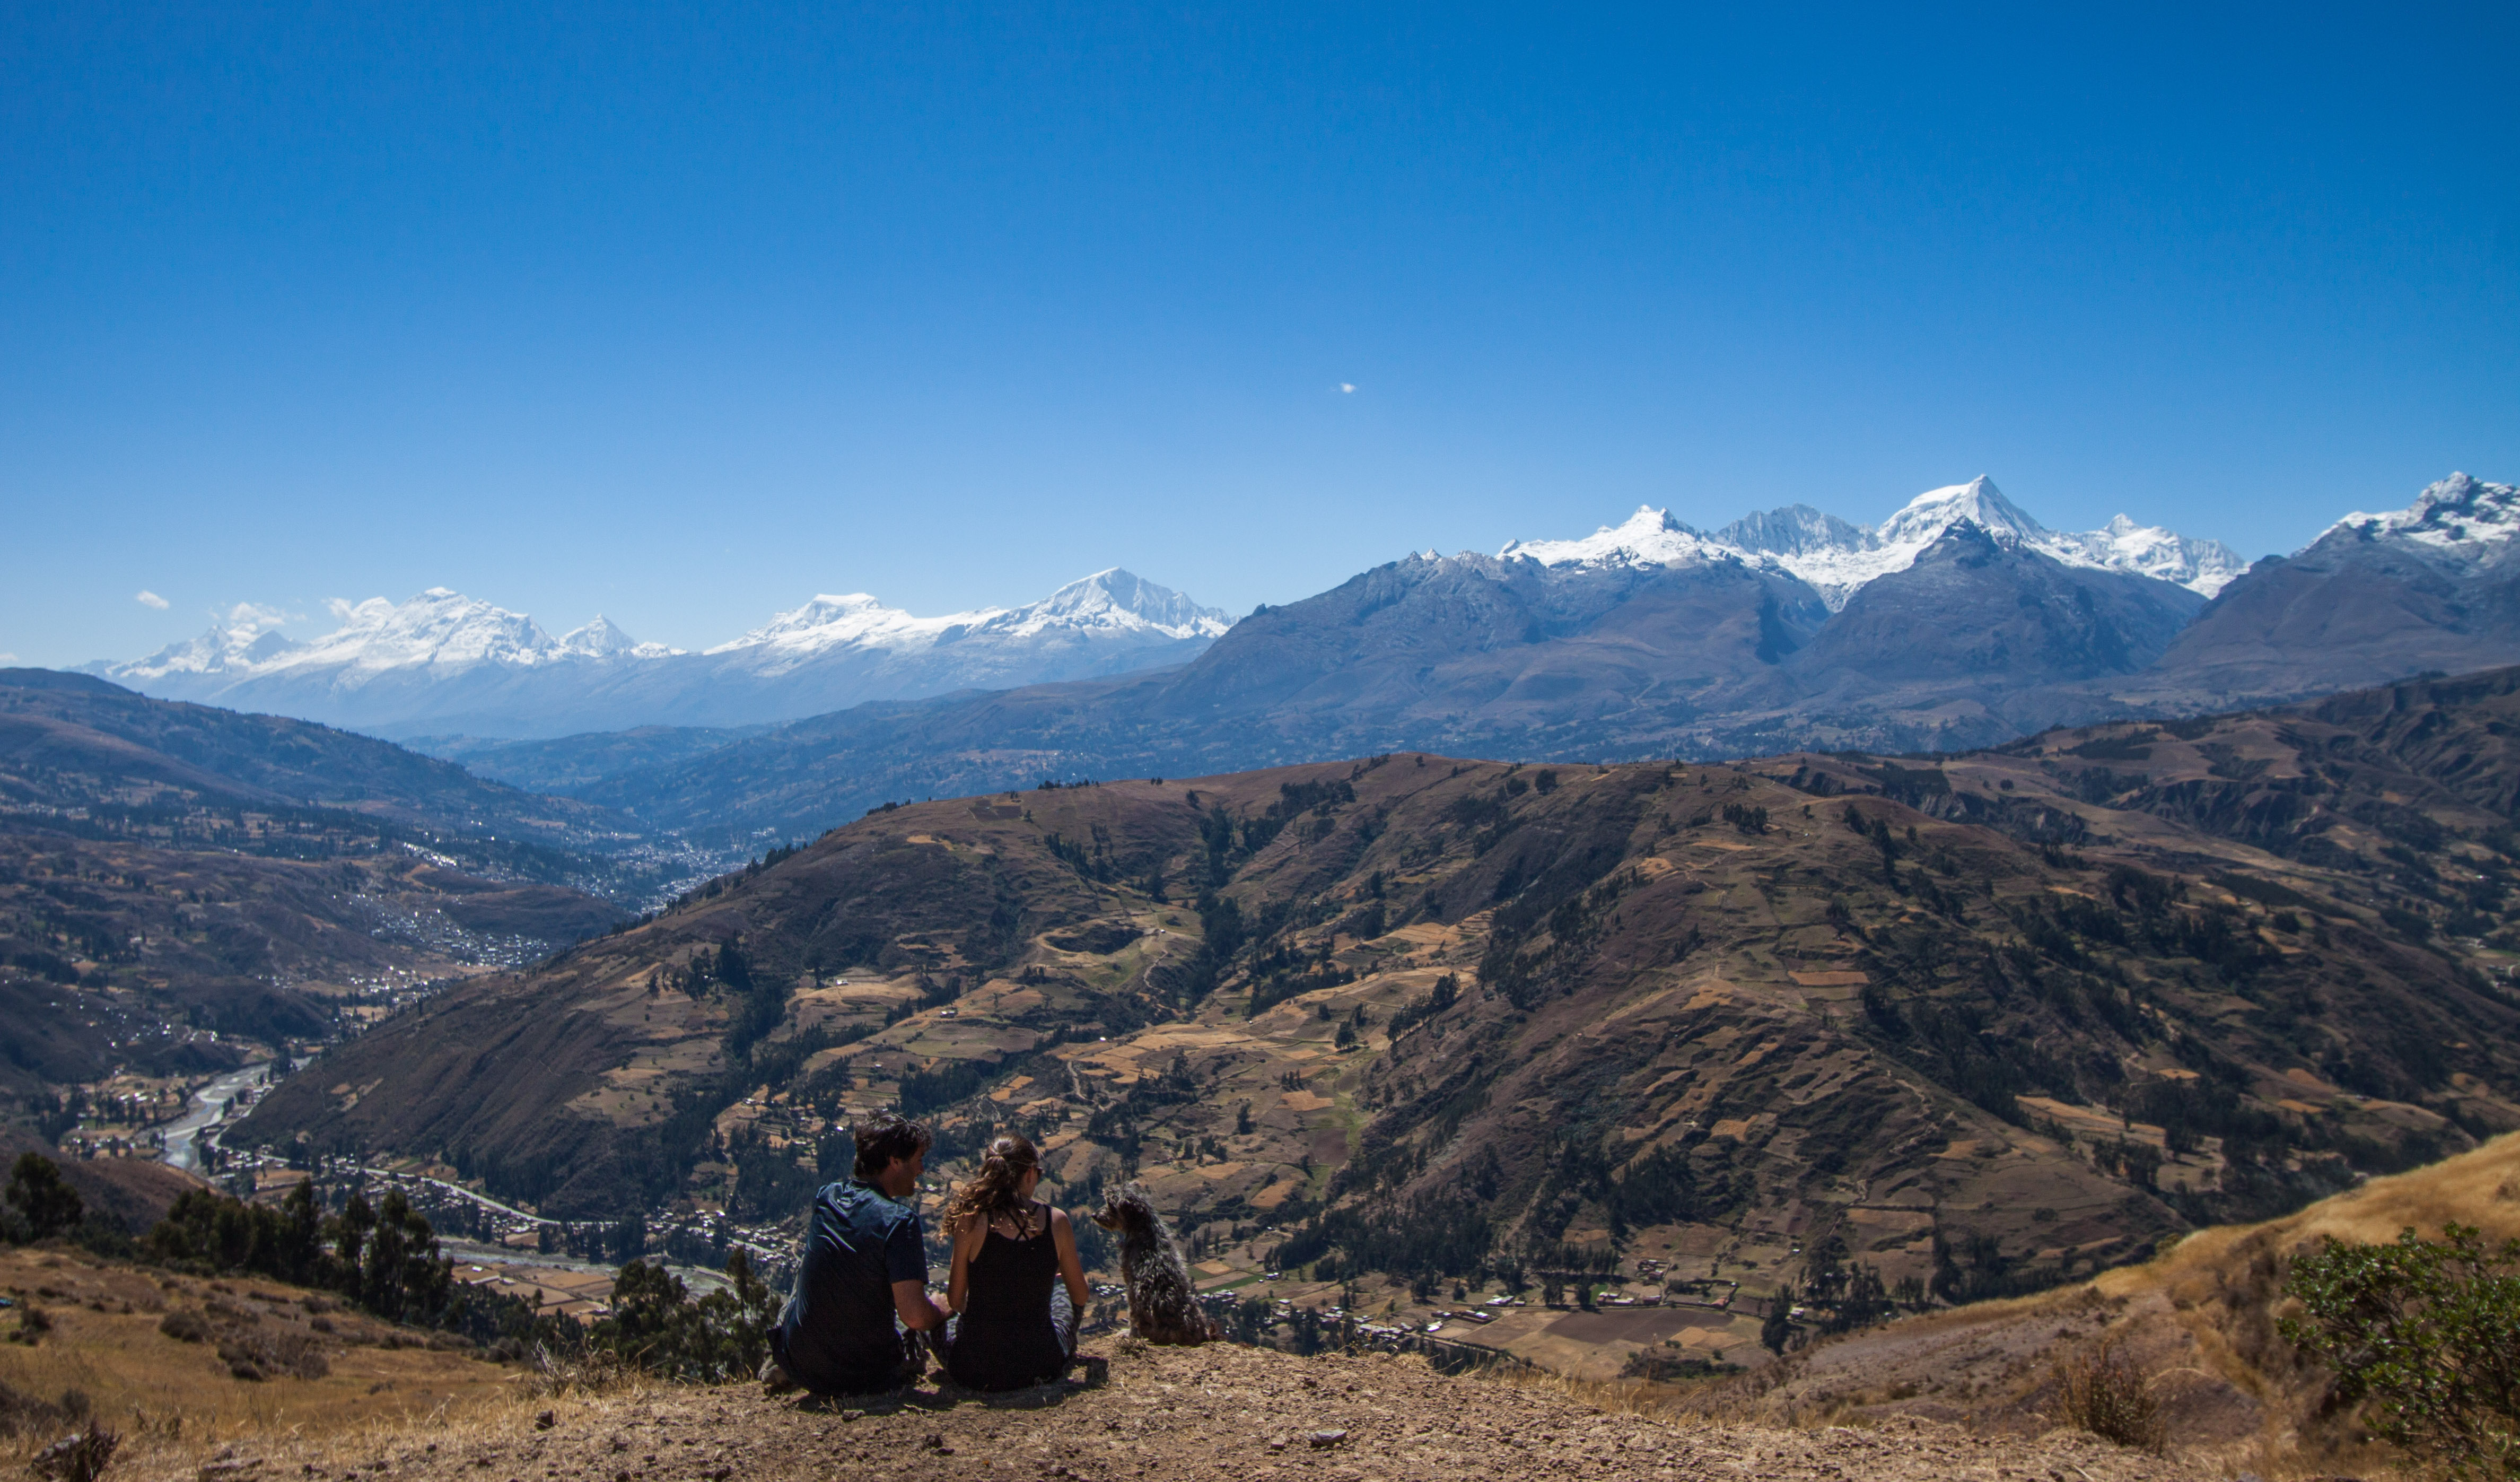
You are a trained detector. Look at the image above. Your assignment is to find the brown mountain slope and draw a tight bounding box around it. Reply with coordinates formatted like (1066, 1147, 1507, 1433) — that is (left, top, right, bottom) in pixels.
(0, 669, 671, 901)
(0, 669, 626, 850)
(1858, 665, 2520, 953)
(1725, 1127, 2520, 1471)
(240, 674, 2520, 1345)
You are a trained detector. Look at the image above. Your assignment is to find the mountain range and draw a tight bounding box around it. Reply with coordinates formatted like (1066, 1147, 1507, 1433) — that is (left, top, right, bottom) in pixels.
(489, 473, 2509, 844)
(80, 472, 2520, 851)
(95, 568, 1232, 739)
(1521, 475, 2249, 608)
(92, 478, 2234, 745)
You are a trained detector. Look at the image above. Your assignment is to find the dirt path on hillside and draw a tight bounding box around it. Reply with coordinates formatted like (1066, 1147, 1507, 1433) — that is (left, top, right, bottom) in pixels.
(103, 1344, 2207, 1482)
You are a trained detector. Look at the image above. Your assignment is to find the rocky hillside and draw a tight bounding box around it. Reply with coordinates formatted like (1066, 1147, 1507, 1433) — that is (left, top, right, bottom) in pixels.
(238, 670, 2520, 1374)
(197, 1342, 2200, 1482)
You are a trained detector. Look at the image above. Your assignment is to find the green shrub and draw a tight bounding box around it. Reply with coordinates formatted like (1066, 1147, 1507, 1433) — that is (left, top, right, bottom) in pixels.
(2282, 1223, 2520, 1479)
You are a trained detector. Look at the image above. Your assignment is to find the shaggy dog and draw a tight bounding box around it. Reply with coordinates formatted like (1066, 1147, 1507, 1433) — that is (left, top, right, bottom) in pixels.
(1092, 1182, 1218, 1345)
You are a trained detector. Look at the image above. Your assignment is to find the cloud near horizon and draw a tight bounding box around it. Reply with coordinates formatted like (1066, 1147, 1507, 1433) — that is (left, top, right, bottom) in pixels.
(224, 601, 301, 630)
(135, 590, 169, 608)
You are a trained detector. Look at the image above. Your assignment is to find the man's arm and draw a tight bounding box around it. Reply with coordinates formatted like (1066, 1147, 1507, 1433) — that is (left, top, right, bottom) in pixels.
(883, 1214, 946, 1330)
(891, 1278, 948, 1331)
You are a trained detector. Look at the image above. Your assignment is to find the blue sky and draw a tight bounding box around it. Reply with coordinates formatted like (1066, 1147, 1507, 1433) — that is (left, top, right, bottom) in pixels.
(4, 3, 2514, 666)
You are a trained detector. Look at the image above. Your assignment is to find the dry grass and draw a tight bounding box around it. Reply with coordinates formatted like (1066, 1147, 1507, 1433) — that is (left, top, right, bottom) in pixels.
(2106, 1129, 2520, 1303)
(0, 1246, 518, 1475)
(1, 1344, 679, 1482)
(510, 1345, 646, 1401)
(2052, 1340, 2166, 1452)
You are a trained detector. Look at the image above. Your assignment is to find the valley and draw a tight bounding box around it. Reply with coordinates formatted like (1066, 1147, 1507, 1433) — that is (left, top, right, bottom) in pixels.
(230, 665, 2520, 1380)
(0, 669, 685, 1223)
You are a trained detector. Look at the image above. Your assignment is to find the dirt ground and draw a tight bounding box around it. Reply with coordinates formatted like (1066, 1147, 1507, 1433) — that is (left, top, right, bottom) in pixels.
(68, 1342, 2209, 1482)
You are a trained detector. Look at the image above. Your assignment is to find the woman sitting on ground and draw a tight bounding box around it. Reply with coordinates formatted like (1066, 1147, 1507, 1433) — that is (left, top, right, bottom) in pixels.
(941, 1133, 1092, 1391)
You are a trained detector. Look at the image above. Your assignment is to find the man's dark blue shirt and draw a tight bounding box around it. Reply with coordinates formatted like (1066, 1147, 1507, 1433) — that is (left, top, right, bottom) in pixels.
(774, 1178, 928, 1393)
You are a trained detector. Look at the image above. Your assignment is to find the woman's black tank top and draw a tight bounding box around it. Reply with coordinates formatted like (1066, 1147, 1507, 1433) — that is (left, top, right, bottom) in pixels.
(948, 1202, 1067, 1390)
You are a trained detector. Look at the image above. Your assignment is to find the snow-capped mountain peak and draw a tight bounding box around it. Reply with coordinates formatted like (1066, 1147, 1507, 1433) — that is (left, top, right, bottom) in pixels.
(107, 589, 568, 684)
(2046, 515, 2252, 597)
(1499, 476, 2249, 611)
(1710, 504, 1876, 559)
(1876, 476, 2047, 549)
(292, 589, 563, 675)
(1498, 505, 1728, 569)
(2321, 473, 2520, 561)
(109, 603, 304, 679)
(706, 593, 992, 670)
(708, 570, 1233, 675)
(978, 569, 1231, 640)
(95, 564, 1237, 735)
(557, 615, 681, 660)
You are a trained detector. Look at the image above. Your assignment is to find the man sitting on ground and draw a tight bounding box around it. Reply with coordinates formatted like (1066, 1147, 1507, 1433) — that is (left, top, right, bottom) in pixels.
(763, 1112, 948, 1396)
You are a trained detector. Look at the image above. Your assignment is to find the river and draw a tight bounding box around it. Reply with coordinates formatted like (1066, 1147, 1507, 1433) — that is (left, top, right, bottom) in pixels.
(160, 1061, 272, 1173)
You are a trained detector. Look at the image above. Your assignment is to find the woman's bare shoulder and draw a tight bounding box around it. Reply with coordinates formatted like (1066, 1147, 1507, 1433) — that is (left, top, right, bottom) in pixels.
(1049, 1206, 1074, 1230)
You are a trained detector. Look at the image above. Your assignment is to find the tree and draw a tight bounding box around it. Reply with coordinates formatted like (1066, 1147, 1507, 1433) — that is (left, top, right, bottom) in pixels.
(360, 1191, 451, 1323)
(1762, 1282, 1797, 1355)
(2283, 1224, 2520, 1479)
(334, 1191, 375, 1271)
(6, 1154, 83, 1240)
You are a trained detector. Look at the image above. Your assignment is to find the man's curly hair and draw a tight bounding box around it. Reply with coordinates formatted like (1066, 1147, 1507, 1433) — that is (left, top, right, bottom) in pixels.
(851, 1111, 933, 1181)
